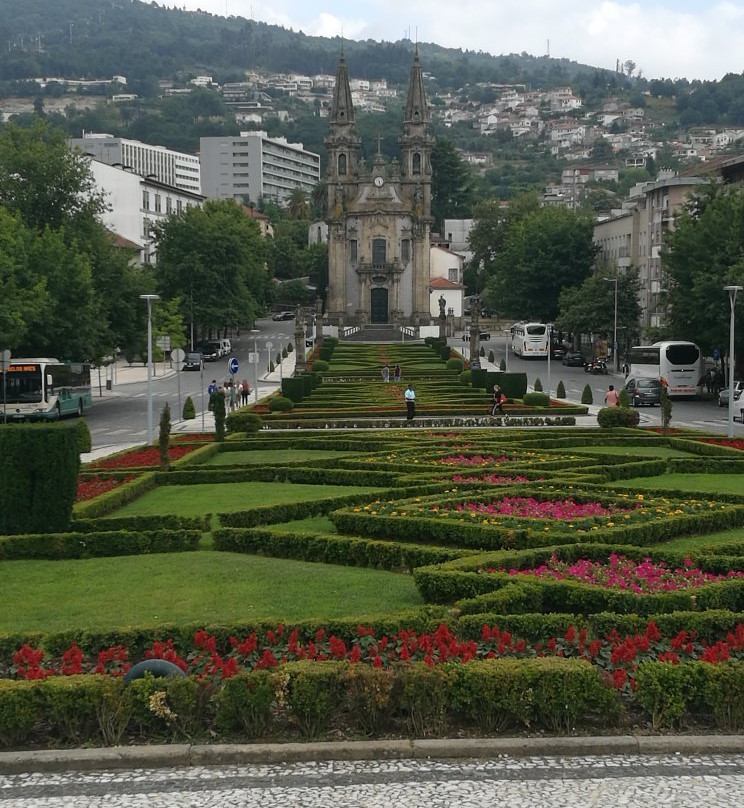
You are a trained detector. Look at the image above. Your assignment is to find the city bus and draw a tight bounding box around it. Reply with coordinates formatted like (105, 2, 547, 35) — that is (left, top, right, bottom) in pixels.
(510, 322, 549, 358)
(0, 358, 92, 422)
(627, 341, 705, 397)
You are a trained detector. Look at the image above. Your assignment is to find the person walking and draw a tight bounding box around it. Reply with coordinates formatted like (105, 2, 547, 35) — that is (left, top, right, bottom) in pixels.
(381, 364, 390, 383)
(241, 379, 251, 405)
(491, 383, 506, 416)
(604, 384, 620, 407)
(404, 383, 416, 421)
(394, 364, 401, 383)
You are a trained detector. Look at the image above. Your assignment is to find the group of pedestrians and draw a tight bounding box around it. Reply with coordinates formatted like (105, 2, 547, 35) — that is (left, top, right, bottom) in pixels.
(381, 364, 402, 383)
(704, 368, 725, 396)
(207, 378, 251, 412)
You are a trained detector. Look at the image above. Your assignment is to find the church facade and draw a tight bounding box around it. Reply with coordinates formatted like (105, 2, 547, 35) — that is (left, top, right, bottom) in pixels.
(324, 51, 434, 326)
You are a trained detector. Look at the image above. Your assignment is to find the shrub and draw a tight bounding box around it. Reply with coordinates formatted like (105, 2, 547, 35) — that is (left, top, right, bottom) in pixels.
(533, 377, 543, 392)
(286, 341, 293, 353)
(212, 391, 226, 442)
(618, 387, 630, 408)
(596, 406, 641, 428)
(268, 396, 294, 412)
(488, 350, 495, 363)
(158, 402, 171, 470)
(661, 385, 673, 432)
(458, 370, 472, 386)
(556, 380, 566, 399)
(581, 384, 593, 405)
(446, 358, 464, 372)
(523, 391, 550, 407)
(499, 358, 506, 371)
(312, 359, 329, 372)
(182, 396, 196, 420)
(72, 419, 92, 454)
(479, 346, 485, 357)
(225, 411, 263, 434)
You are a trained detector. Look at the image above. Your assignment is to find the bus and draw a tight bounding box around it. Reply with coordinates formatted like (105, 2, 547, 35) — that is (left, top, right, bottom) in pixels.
(627, 341, 705, 397)
(0, 358, 92, 422)
(511, 322, 549, 358)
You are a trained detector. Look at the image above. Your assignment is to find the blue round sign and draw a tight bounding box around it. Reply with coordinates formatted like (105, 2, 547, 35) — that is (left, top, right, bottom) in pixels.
(228, 357, 239, 375)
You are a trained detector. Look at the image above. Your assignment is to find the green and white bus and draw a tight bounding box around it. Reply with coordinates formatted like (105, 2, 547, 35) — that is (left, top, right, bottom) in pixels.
(0, 358, 92, 422)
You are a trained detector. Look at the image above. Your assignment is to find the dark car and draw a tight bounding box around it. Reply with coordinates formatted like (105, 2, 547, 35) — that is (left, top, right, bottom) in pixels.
(625, 376, 662, 407)
(550, 344, 566, 360)
(479, 331, 491, 341)
(562, 351, 586, 367)
(199, 341, 221, 361)
(272, 310, 295, 321)
(182, 351, 203, 371)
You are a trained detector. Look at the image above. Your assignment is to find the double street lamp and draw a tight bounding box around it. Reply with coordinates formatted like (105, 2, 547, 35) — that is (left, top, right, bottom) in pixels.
(724, 285, 743, 438)
(603, 276, 619, 373)
(139, 293, 160, 445)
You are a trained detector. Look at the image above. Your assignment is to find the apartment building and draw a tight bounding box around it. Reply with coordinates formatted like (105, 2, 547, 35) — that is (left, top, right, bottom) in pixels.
(199, 131, 320, 206)
(69, 133, 201, 194)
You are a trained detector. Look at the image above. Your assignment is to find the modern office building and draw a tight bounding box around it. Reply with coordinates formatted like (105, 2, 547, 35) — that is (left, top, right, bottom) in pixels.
(199, 131, 320, 206)
(69, 133, 201, 194)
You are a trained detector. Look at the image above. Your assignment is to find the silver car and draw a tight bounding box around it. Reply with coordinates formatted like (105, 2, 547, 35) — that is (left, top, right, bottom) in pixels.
(718, 381, 744, 407)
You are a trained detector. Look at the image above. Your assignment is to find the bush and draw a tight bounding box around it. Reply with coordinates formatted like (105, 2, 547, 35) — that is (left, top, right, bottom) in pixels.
(458, 370, 472, 386)
(158, 402, 171, 470)
(286, 341, 293, 353)
(479, 346, 485, 357)
(581, 384, 593, 405)
(488, 350, 495, 363)
(212, 391, 226, 442)
(596, 406, 641, 428)
(533, 377, 543, 392)
(661, 385, 673, 432)
(618, 388, 630, 408)
(556, 380, 566, 399)
(312, 359, 329, 372)
(499, 358, 506, 371)
(225, 411, 263, 434)
(182, 396, 196, 420)
(446, 358, 464, 372)
(267, 396, 294, 412)
(523, 391, 550, 407)
(72, 419, 92, 454)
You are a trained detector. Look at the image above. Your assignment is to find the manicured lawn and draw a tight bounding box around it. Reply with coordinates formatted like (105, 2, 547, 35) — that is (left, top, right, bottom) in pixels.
(562, 445, 696, 458)
(204, 449, 357, 465)
(0, 553, 422, 633)
(619, 473, 744, 493)
(111, 481, 382, 517)
(654, 527, 744, 553)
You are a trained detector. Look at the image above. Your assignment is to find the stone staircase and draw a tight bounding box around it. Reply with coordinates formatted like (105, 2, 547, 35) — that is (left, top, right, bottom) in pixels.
(341, 324, 415, 342)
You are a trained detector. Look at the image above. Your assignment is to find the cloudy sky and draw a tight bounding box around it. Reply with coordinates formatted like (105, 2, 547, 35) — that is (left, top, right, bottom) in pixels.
(167, 1, 744, 82)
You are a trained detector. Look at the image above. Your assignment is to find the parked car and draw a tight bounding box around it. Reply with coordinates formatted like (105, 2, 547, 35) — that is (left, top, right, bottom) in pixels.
(199, 341, 222, 361)
(718, 381, 744, 407)
(550, 344, 566, 360)
(272, 310, 295, 321)
(625, 376, 663, 407)
(182, 351, 203, 371)
(479, 331, 491, 341)
(562, 351, 586, 367)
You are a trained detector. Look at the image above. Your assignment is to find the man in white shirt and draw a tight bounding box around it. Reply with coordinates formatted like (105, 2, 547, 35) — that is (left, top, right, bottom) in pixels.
(404, 384, 416, 421)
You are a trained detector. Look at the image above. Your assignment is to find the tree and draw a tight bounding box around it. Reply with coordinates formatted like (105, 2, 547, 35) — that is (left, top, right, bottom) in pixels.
(158, 402, 172, 470)
(662, 183, 744, 356)
(431, 138, 474, 232)
(482, 206, 598, 321)
(286, 187, 309, 220)
(151, 199, 269, 342)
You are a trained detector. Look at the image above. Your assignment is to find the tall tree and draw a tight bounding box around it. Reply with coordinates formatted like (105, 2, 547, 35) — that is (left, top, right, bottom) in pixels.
(151, 199, 269, 341)
(430, 138, 474, 232)
(662, 183, 744, 356)
(481, 206, 598, 321)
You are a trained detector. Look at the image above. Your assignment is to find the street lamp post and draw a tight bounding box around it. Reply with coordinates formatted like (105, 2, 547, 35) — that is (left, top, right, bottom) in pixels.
(278, 336, 284, 383)
(250, 329, 260, 403)
(603, 276, 619, 373)
(139, 294, 160, 445)
(724, 285, 743, 438)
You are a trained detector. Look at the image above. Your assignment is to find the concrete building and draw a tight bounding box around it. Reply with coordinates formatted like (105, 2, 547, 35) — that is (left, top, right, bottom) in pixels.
(199, 131, 320, 206)
(69, 133, 201, 194)
(86, 160, 205, 265)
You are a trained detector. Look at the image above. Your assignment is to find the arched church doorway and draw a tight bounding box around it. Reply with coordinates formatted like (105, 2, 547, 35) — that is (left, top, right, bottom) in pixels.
(370, 287, 389, 323)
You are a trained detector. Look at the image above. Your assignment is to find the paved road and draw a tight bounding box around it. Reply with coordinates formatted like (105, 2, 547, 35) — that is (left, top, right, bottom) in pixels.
(3, 753, 744, 807)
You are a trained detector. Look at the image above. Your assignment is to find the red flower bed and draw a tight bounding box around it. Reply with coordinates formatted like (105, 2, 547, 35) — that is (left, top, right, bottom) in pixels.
(696, 438, 744, 451)
(76, 474, 136, 502)
(5, 621, 744, 694)
(88, 445, 200, 470)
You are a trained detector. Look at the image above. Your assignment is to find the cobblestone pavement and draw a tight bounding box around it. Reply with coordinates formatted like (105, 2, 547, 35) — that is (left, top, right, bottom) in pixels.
(3, 754, 744, 807)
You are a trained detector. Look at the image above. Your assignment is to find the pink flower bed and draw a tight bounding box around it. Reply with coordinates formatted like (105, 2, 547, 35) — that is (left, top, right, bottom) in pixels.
(451, 474, 531, 485)
(437, 454, 509, 466)
(448, 496, 629, 519)
(505, 552, 744, 594)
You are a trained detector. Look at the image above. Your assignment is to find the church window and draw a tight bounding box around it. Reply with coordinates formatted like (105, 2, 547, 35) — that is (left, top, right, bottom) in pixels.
(412, 152, 422, 174)
(338, 153, 347, 175)
(401, 239, 410, 263)
(448, 267, 459, 283)
(372, 238, 386, 265)
(350, 239, 358, 262)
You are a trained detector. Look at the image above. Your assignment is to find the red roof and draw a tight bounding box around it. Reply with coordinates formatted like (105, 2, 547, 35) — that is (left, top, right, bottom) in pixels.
(429, 276, 463, 289)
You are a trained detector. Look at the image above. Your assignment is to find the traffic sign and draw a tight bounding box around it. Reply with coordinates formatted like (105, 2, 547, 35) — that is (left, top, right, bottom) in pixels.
(228, 357, 239, 375)
(156, 335, 171, 351)
(171, 348, 186, 363)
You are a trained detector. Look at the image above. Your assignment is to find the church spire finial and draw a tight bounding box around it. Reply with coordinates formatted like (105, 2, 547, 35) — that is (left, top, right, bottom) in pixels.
(330, 49, 355, 126)
(404, 47, 429, 126)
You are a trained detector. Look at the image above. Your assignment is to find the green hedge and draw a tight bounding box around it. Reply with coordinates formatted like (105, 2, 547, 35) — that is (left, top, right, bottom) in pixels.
(0, 424, 79, 534)
(71, 514, 209, 532)
(596, 407, 641, 428)
(72, 472, 159, 520)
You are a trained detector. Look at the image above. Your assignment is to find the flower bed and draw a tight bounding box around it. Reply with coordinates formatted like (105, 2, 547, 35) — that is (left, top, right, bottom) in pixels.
(5, 621, 744, 697)
(76, 474, 137, 502)
(88, 445, 202, 470)
(504, 552, 744, 594)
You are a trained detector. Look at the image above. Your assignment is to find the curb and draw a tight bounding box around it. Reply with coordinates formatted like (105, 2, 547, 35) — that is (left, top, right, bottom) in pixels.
(3, 734, 744, 774)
